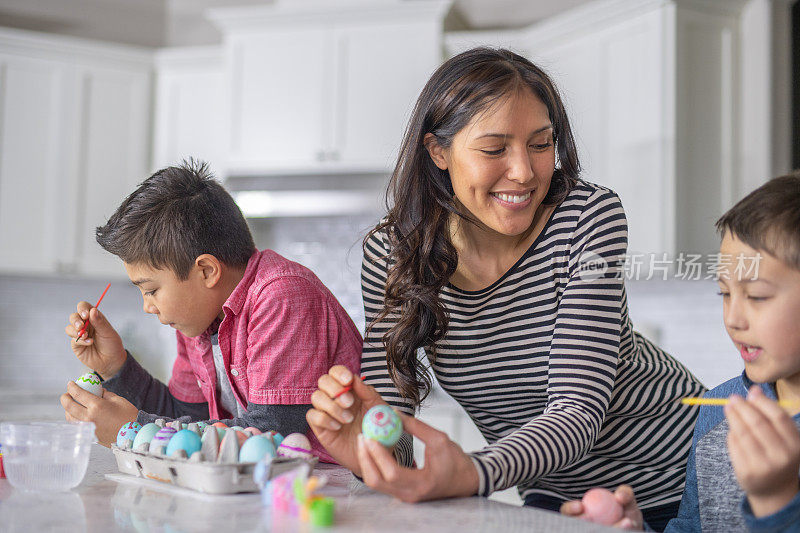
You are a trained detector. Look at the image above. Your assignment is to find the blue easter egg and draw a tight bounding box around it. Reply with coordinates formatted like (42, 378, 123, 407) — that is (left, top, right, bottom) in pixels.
(116, 422, 142, 447)
(270, 432, 284, 447)
(362, 405, 402, 447)
(239, 435, 277, 463)
(166, 429, 202, 458)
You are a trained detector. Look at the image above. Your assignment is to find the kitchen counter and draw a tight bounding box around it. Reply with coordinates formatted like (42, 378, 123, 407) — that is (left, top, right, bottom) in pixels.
(0, 444, 616, 532)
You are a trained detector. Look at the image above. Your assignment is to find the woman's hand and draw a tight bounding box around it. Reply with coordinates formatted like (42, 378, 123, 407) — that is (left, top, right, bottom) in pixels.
(560, 485, 643, 530)
(356, 413, 479, 502)
(306, 365, 386, 476)
(65, 302, 126, 379)
(60, 381, 139, 447)
(726, 386, 800, 518)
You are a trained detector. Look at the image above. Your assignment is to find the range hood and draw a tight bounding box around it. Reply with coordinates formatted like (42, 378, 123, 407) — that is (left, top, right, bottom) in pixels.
(225, 172, 388, 218)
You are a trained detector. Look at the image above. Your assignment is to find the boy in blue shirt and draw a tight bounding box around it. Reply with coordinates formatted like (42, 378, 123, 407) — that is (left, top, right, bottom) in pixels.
(562, 173, 800, 532)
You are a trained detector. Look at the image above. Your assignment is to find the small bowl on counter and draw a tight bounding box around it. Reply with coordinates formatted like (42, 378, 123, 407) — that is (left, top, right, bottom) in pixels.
(0, 421, 95, 491)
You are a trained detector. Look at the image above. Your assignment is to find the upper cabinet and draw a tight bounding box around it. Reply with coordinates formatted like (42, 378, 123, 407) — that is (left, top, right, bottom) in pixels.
(207, 0, 450, 176)
(446, 0, 765, 259)
(0, 29, 153, 278)
(152, 47, 228, 170)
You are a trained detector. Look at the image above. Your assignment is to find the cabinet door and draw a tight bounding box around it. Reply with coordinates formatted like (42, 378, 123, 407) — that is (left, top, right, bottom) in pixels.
(334, 22, 439, 169)
(0, 57, 70, 274)
(153, 54, 227, 171)
(75, 67, 151, 278)
(531, 9, 671, 256)
(228, 28, 331, 170)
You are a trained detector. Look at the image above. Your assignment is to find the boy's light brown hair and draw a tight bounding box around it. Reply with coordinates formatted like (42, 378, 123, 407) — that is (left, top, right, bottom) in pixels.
(715, 171, 800, 270)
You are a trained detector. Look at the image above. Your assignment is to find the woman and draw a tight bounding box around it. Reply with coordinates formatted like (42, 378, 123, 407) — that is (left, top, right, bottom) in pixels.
(306, 48, 705, 531)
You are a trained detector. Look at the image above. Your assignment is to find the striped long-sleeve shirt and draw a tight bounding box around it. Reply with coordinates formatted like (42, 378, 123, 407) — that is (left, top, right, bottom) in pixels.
(360, 180, 706, 508)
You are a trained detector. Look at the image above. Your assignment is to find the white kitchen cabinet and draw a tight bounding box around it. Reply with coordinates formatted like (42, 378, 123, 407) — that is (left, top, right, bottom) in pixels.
(0, 55, 68, 274)
(446, 0, 760, 259)
(152, 47, 227, 171)
(207, 0, 450, 176)
(0, 28, 153, 279)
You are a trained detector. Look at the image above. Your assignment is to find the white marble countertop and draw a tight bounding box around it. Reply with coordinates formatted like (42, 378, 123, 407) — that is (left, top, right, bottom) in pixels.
(0, 445, 616, 532)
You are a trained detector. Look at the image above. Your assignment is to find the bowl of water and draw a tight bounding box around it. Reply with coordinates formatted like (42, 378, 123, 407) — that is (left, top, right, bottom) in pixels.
(0, 421, 95, 491)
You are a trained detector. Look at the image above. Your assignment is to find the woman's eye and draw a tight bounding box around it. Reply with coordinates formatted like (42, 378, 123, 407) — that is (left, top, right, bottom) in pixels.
(747, 295, 768, 302)
(481, 148, 505, 156)
(145, 289, 157, 297)
(716, 291, 729, 298)
(530, 142, 552, 151)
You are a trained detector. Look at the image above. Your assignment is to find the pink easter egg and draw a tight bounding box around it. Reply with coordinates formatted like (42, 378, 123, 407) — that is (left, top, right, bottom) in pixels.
(581, 488, 623, 526)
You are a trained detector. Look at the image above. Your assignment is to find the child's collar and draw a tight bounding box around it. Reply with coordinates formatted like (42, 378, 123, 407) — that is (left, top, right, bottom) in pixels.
(741, 370, 779, 401)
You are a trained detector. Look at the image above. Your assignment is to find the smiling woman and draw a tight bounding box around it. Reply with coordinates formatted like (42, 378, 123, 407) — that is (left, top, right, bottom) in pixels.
(306, 48, 706, 532)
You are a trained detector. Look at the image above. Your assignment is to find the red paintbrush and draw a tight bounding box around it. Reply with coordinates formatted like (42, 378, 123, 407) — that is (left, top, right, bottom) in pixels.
(76, 283, 111, 341)
(333, 375, 364, 399)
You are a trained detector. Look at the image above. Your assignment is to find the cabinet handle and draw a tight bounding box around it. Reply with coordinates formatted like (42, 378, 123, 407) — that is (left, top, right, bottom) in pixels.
(316, 150, 326, 162)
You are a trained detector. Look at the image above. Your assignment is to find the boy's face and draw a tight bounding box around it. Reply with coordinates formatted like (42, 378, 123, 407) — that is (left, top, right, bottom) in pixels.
(125, 261, 221, 338)
(718, 232, 800, 387)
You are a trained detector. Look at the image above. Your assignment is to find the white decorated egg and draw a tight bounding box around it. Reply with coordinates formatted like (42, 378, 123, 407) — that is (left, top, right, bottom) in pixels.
(276, 433, 313, 459)
(75, 372, 103, 397)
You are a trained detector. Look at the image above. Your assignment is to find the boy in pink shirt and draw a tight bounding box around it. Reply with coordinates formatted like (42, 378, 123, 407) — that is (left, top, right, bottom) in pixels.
(61, 160, 361, 462)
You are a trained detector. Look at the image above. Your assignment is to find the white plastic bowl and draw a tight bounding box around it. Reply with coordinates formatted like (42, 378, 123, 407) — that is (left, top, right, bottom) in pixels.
(0, 421, 95, 491)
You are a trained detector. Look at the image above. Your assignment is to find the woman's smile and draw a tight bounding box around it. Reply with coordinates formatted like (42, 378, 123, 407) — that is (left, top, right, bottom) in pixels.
(489, 189, 534, 209)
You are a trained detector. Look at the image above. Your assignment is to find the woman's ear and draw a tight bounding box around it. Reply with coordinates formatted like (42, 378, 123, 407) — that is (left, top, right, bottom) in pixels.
(195, 254, 223, 288)
(423, 133, 448, 170)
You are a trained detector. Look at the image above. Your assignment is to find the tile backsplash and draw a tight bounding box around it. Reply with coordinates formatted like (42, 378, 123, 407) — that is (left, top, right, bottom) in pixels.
(0, 214, 738, 401)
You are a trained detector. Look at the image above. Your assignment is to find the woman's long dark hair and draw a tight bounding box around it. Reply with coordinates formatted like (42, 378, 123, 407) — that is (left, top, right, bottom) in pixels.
(365, 47, 581, 408)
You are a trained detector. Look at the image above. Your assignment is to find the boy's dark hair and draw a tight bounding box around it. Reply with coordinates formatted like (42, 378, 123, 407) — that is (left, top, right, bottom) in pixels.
(715, 171, 800, 270)
(96, 159, 256, 279)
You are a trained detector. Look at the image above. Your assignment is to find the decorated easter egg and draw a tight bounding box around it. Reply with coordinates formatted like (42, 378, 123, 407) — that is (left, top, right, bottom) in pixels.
(277, 433, 313, 459)
(230, 426, 245, 432)
(116, 422, 142, 447)
(196, 421, 208, 433)
(132, 422, 161, 451)
(581, 488, 623, 526)
(265, 431, 284, 447)
(150, 427, 177, 454)
(239, 435, 277, 463)
(212, 422, 228, 440)
(75, 372, 103, 397)
(235, 430, 249, 447)
(362, 405, 402, 447)
(244, 427, 262, 436)
(166, 429, 201, 458)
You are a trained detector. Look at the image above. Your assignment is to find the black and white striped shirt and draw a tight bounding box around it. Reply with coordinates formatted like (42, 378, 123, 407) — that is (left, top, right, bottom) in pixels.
(360, 180, 706, 508)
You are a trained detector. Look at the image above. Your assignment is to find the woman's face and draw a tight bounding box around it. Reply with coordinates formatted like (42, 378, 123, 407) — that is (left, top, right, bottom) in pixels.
(428, 87, 556, 238)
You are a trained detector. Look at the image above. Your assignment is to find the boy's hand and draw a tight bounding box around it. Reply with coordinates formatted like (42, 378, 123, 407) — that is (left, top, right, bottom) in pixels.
(60, 381, 139, 447)
(726, 386, 800, 518)
(307, 365, 386, 477)
(65, 302, 126, 379)
(560, 485, 644, 530)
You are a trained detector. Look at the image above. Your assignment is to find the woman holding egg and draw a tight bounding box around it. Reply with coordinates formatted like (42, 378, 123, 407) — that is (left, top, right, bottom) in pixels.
(307, 48, 705, 531)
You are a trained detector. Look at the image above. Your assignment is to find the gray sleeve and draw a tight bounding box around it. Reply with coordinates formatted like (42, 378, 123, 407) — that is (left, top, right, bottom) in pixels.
(212, 403, 311, 435)
(136, 403, 312, 436)
(103, 351, 209, 421)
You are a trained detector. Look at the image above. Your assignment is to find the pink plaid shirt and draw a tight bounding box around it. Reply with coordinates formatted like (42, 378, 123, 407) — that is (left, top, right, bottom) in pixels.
(167, 249, 362, 462)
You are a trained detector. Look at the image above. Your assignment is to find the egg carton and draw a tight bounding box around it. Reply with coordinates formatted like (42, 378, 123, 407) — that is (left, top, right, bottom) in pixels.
(111, 446, 316, 494)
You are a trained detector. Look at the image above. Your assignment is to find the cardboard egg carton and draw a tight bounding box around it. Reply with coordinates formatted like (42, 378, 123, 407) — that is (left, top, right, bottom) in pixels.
(111, 445, 316, 494)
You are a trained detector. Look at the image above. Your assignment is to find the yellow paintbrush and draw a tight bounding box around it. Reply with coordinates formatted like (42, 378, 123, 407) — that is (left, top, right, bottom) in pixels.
(681, 397, 800, 409)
